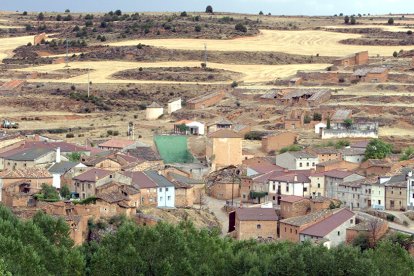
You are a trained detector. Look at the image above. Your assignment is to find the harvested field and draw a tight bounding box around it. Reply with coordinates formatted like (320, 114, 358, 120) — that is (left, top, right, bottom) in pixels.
(13, 61, 330, 84)
(108, 29, 414, 57)
(0, 35, 35, 62)
(323, 25, 412, 33)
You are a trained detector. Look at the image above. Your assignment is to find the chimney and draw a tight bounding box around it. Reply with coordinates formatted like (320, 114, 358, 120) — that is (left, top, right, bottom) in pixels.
(95, 171, 99, 181)
(294, 175, 298, 182)
(56, 147, 61, 163)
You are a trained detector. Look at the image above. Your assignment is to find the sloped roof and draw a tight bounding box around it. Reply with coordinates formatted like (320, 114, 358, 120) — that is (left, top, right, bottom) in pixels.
(147, 102, 162, 108)
(0, 168, 52, 179)
(288, 151, 318, 159)
(324, 170, 357, 179)
(168, 172, 203, 185)
(125, 147, 161, 161)
(300, 208, 355, 237)
(6, 147, 53, 161)
(23, 141, 89, 153)
(271, 173, 310, 183)
(120, 171, 158, 189)
(281, 209, 334, 227)
(236, 208, 278, 221)
(331, 109, 352, 121)
(247, 163, 283, 174)
(98, 139, 136, 149)
(280, 195, 307, 203)
(341, 147, 366, 156)
(73, 168, 112, 182)
(144, 171, 174, 187)
(48, 161, 80, 174)
(207, 129, 243, 138)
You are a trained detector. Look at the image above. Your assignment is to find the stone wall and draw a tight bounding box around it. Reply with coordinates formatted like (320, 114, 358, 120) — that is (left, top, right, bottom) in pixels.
(236, 219, 277, 240)
(321, 129, 378, 139)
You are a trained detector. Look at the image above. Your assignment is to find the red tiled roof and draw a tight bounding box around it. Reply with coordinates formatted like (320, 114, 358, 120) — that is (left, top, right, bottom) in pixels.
(207, 129, 243, 138)
(236, 208, 278, 221)
(280, 195, 307, 203)
(324, 170, 355, 179)
(73, 168, 112, 182)
(271, 173, 310, 183)
(248, 163, 283, 174)
(98, 139, 136, 149)
(0, 168, 52, 179)
(120, 171, 157, 189)
(300, 208, 354, 237)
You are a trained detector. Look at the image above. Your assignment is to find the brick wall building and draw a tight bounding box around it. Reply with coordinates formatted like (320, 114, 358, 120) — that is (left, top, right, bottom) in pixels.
(187, 91, 225, 110)
(262, 132, 297, 153)
(279, 195, 311, 219)
(233, 208, 278, 240)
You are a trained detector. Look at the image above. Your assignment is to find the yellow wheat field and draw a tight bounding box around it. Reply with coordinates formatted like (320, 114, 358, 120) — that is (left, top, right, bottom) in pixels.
(14, 60, 330, 84)
(109, 29, 414, 57)
(0, 35, 34, 62)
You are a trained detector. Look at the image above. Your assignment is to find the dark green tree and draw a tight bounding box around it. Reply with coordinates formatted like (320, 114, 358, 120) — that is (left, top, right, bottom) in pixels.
(60, 185, 71, 199)
(205, 5, 213, 13)
(365, 139, 392, 160)
(344, 15, 350, 24)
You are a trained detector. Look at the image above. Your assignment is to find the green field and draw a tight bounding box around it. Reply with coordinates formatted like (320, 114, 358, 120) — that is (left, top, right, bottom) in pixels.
(154, 135, 194, 164)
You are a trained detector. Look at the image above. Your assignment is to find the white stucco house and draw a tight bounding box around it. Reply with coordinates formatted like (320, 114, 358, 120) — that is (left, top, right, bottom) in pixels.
(145, 171, 175, 208)
(314, 122, 327, 134)
(48, 161, 87, 189)
(299, 208, 355, 248)
(275, 151, 318, 170)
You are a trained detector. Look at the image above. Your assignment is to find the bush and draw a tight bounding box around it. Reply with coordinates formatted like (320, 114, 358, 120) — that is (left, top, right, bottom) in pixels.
(235, 23, 247, 32)
(313, 113, 322, 121)
(393, 51, 398, 57)
(180, 11, 187, 17)
(231, 81, 238, 88)
(22, 11, 27, 15)
(386, 214, 395, 222)
(407, 30, 413, 35)
(194, 25, 201, 32)
(244, 131, 267, 140)
(304, 115, 311, 124)
(85, 20, 93, 27)
(344, 15, 350, 24)
(205, 5, 213, 13)
(137, 43, 144, 49)
(388, 18, 394, 25)
(280, 144, 302, 153)
(66, 133, 74, 138)
(350, 16, 356, 25)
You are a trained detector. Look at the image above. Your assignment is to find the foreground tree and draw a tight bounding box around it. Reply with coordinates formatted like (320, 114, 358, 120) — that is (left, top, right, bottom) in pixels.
(365, 139, 392, 160)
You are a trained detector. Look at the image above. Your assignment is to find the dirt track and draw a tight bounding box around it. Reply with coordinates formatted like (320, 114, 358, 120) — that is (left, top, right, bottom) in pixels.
(108, 29, 414, 57)
(14, 61, 330, 84)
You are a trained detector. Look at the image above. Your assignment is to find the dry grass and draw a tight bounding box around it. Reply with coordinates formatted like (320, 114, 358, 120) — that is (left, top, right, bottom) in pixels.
(323, 24, 412, 32)
(108, 29, 414, 57)
(0, 35, 34, 62)
(14, 60, 330, 84)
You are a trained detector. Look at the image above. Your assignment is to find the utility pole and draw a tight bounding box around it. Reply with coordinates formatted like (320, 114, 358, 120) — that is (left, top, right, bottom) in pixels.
(65, 38, 69, 68)
(204, 43, 208, 68)
(87, 68, 90, 98)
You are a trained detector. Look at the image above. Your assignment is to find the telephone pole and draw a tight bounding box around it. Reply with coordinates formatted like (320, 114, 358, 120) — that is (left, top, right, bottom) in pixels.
(87, 68, 90, 98)
(204, 43, 208, 68)
(65, 38, 69, 68)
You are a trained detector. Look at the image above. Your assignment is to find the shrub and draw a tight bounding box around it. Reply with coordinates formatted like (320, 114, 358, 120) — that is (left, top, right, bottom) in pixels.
(280, 144, 302, 153)
(350, 16, 356, 25)
(180, 11, 187, 17)
(244, 131, 267, 140)
(100, 21, 108, 28)
(393, 51, 398, 57)
(388, 18, 394, 24)
(235, 23, 247, 32)
(313, 113, 322, 121)
(205, 5, 213, 13)
(85, 20, 93, 27)
(344, 15, 350, 24)
(231, 81, 238, 88)
(73, 25, 80, 32)
(304, 115, 311, 124)
(115, 10, 122, 16)
(195, 25, 202, 32)
(66, 133, 74, 138)
(71, 85, 76, 91)
(407, 30, 413, 35)
(22, 11, 28, 15)
(137, 43, 143, 49)
(259, 11, 264, 15)
(37, 12, 44, 21)
(26, 42, 32, 46)
(386, 214, 395, 222)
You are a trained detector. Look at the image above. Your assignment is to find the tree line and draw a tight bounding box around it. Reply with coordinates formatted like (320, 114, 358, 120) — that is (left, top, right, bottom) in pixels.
(0, 205, 414, 275)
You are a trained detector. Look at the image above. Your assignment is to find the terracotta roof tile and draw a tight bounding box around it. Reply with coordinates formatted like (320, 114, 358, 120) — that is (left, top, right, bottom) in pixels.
(98, 139, 136, 149)
(207, 129, 243, 138)
(236, 208, 278, 221)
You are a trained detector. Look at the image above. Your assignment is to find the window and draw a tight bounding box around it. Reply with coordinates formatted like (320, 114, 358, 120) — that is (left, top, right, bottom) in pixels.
(306, 162, 309, 167)
(295, 230, 297, 234)
(160, 197, 163, 202)
(166, 188, 169, 192)
(257, 224, 261, 229)
(273, 184, 276, 190)
(284, 227, 286, 232)
(286, 186, 289, 192)
(317, 183, 320, 188)
(303, 187, 307, 192)
(160, 188, 163, 192)
(167, 196, 171, 200)
(290, 228, 292, 233)
(350, 219, 353, 223)
(337, 231, 340, 236)
(243, 194, 246, 199)
(378, 200, 381, 205)
(299, 163, 302, 167)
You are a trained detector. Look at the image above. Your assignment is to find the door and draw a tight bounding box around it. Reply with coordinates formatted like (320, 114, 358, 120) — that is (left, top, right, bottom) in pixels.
(368, 200, 371, 208)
